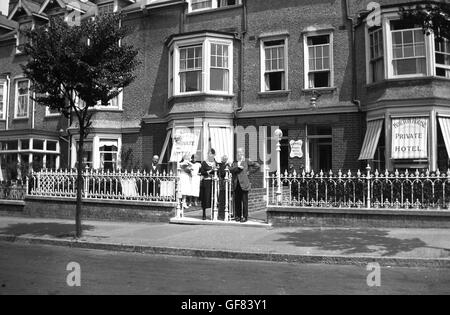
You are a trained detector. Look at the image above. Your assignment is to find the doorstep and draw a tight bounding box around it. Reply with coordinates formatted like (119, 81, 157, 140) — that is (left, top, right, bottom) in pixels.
(169, 216, 272, 228)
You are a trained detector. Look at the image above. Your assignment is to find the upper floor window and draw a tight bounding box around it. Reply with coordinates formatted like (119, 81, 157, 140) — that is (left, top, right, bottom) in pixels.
(189, 0, 241, 13)
(369, 27, 384, 83)
(260, 38, 288, 92)
(304, 33, 333, 89)
(179, 45, 203, 93)
(366, 16, 450, 82)
(16, 21, 33, 54)
(15, 79, 30, 119)
(98, 2, 115, 15)
(169, 35, 233, 96)
(75, 90, 123, 110)
(435, 38, 450, 78)
(0, 80, 6, 120)
(391, 20, 426, 76)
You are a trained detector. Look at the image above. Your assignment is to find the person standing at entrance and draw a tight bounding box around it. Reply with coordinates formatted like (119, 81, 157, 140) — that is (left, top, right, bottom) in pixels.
(230, 148, 260, 222)
(199, 149, 217, 220)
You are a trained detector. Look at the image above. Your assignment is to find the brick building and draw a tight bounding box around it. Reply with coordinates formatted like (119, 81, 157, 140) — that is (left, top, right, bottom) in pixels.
(0, 0, 449, 188)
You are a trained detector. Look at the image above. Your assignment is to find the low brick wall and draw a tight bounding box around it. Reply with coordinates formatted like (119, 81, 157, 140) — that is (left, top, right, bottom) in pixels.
(0, 200, 26, 217)
(21, 197, 176, 223)
(267, 207, 450, 228)
(248, 188, 267, 213)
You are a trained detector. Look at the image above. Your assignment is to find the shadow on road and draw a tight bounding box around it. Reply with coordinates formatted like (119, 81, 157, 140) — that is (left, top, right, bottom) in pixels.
(0, 223, 95, 238)
(275, 229, 431, 256)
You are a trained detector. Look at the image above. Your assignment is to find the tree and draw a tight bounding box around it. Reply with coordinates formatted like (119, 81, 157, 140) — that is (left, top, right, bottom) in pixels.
(400, 1, 450, 40)
(22, 14, 139, 238)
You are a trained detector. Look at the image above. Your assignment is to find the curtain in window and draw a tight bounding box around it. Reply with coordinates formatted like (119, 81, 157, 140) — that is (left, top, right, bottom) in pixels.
(17, 81, 29, 117)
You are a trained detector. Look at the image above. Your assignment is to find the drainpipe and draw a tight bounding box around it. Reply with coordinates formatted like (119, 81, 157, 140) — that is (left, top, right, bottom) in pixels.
(344, 0, 361, 111)
(235, 0, 247, 115)
(5, 74, 11, 131)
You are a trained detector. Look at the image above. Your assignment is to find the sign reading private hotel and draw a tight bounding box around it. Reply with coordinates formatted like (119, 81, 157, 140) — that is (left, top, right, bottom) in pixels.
(391, 118, 428, 159)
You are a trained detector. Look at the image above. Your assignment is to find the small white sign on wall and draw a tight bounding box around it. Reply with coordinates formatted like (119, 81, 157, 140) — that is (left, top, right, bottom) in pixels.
(290, 140, 303, 158)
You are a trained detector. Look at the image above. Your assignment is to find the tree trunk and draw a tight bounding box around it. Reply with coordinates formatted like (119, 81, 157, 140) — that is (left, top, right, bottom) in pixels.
(75, 127, 85, 238)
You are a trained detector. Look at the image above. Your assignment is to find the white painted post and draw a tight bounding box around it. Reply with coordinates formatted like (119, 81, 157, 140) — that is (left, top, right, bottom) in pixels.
(274, 129, 283, 204)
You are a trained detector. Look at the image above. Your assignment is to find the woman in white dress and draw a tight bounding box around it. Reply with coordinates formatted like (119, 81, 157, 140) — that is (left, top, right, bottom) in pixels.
(179, 154, 193, 209)
(189, 155, 201, 206)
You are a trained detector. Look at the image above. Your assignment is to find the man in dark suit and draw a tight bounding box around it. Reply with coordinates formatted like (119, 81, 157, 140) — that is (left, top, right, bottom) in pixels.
(149, 155, 162, 198)
(230, 148, 260, 222)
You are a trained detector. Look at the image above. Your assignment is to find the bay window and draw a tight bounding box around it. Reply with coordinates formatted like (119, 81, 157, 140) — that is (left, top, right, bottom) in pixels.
(169, 35, 233, 96)
(189, 0, 241, 12)
(261, 39, 287, 92)
(391, 21, 426, 76)
(304, 33, 333, 89)
(99, 140, 118, 171)
(15, 79, 30, 119)
(367, 16, 450, 82)
(435, 38, 450, 78)
(71, 135, 121, 170)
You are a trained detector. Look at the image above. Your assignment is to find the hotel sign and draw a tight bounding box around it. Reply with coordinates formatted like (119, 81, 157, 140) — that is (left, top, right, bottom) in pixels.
(391, 118, 428, 159)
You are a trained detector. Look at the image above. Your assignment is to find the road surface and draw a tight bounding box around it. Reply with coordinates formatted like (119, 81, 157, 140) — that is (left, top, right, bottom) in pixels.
(0, 242, 449, 295)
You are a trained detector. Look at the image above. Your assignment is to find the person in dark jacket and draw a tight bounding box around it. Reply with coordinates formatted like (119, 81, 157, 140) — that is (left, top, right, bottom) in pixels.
(199, 149, 217, 220)
(230, 148, 260, 222)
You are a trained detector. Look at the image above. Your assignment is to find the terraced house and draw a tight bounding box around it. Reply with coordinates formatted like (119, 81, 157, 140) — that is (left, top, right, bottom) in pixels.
(0, 0, 449, 189)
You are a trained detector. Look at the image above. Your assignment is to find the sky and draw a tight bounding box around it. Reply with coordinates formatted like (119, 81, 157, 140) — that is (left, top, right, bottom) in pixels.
(0, 1, 8, 16)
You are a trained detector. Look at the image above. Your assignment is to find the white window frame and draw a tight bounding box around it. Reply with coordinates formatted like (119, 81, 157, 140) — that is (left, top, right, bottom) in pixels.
(71, 134, 122, 170)
(16, 21, 35, 55)
(0, 80, 6, 120)
(97, 0, 117, 15)
(303, 31, 334, 90)
(365, 26, 385, 84)
(383, 15, 433, 79)
(14, 79, 31, 119)
(170, 35, 233, 97)
(188, 0, 241, 13)
(434, 36, 450, 78)
(45, 107, 61, 117)
(259, 36, 289, 92)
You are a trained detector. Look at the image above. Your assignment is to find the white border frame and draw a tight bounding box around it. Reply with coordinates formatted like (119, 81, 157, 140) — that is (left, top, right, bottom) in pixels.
(0, 80, 6, 120)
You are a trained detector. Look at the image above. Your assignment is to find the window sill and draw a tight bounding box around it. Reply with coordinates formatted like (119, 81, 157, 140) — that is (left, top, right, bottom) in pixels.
(169, 92, 235, 102)
(12, 117, 29, 121)
(187, 4, 243, 16)
(44, 114, 61, 118)
(258, 90, 291, 98)
(88, 107, 123, 113)
(302, 87, 336, 94)
(366, 76, 450, 89)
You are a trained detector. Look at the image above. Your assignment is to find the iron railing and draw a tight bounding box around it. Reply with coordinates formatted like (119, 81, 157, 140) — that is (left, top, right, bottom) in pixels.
(267, 167, 450, 210)
(28, 169, 177, 202)
(0, 180, 27, 201)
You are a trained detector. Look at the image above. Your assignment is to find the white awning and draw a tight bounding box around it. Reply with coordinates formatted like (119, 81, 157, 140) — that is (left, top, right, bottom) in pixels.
(209, 127, 233, 163)
(169, 127, 201, 162)
(159, 129, 171, 164)
(439, 117, 450, 157)
(359, 119, 383, 160)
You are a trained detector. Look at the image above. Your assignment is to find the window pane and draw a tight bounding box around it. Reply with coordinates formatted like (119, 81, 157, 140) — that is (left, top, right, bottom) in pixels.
(265, 72, 284, 91)
(309, 72, 330, 88)
(394, 58, 426, 75)
(210, 68, 229, 91)
(20, 140, 29, 150)
(46, 141, 57, 151)
(180, 71, 202, 92)
(33, 140, 44, 150)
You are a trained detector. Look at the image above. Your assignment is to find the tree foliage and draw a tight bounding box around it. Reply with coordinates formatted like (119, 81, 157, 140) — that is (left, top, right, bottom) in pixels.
(21, 13, 139, 237)
(400, 1, 450, 40)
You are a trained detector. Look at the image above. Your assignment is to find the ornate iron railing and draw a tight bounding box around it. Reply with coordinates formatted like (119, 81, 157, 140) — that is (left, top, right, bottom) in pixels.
(28, 169, 177, 202)
(0, 180, 27, 201)
(266, 167, 450, 210)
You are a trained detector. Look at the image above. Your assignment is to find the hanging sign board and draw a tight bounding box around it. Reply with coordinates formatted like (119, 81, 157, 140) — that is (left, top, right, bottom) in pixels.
(290, 140, 304, 158)
(391, 117, 428, 159)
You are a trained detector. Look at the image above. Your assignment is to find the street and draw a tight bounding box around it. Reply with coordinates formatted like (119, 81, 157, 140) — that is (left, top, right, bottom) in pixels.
(0, 242, 449, 295)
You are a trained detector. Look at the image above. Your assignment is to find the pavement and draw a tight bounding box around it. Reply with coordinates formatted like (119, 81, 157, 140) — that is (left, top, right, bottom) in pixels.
(1, 214, 450, 267)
